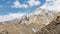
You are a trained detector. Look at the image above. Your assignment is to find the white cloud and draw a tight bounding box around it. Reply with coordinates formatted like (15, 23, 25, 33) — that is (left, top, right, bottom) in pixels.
(0, 13, 25, 22)
(12, 0, 28, 8)
(28, 0, 40, 6)
(12, 0, 40, 8)
(41, 0, 60, 12)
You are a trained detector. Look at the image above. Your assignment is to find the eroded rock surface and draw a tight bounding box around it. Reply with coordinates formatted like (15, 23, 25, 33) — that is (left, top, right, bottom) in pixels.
(0, 8, 59, 34)
(36, 13, 60, 34)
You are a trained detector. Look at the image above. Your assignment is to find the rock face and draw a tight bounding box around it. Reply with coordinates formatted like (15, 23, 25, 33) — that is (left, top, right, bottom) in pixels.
(20, 8, 56, 26)
(0, 8, 59, 34)
(36, 12, 60, 34)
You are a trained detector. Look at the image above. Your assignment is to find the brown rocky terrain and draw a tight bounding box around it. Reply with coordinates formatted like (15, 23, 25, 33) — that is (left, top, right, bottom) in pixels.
(0, 8, 59, 34)
(36, 12, 60, 34)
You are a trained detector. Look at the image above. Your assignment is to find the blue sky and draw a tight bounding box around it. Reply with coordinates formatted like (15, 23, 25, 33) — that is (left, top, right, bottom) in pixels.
(0, 0, 60, 22)
(0, 0, 46, 15)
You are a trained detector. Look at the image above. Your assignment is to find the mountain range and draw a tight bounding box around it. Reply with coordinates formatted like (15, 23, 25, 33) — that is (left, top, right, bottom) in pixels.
(0, 7, 59, 34)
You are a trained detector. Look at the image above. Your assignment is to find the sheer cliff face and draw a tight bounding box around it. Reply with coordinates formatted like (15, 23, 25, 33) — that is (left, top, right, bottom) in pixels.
(28, 8, 56, 26)
(36, 12, 60, 34)
(20, 8, 57, 33)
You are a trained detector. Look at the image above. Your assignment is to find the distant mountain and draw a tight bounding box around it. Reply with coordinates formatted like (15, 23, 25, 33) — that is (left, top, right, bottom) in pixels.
(2, 8, 56, 25)
(0, 8, 60, 34)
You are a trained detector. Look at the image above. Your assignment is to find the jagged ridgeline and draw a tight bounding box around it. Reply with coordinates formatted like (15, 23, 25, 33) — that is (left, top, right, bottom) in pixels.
(36, 12, 60, 34)
(0, 8, 59, 34)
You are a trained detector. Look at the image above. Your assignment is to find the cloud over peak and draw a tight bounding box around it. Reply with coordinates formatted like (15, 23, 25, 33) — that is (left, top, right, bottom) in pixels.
(41, 0, 60, 11)
(0, 13, 25, 22)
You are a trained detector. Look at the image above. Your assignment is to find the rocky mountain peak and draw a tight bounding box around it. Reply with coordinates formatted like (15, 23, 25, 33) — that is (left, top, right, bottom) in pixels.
(0, 8, 60, 34)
